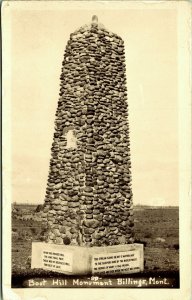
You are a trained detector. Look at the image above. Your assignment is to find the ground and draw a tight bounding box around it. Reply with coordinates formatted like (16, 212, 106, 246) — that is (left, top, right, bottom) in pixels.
(11, 205, 179, 287)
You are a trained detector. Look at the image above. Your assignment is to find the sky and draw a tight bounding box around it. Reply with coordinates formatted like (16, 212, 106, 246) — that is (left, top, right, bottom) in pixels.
(10, 4, 178, 206)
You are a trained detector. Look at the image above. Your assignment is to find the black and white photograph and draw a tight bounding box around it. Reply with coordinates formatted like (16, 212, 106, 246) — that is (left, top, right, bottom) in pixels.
(2, 0, 191, 299)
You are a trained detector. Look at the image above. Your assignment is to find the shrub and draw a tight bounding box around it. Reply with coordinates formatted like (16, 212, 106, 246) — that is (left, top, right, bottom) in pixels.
(134, 239, 147, 247)
(35, 205, 43, 212)
(173, 243, 179, 250)
(144, 233, 152, 238)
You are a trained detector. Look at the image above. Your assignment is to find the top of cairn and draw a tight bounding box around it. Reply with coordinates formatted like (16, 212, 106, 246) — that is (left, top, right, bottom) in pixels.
(71, 16, 122, 40)
(92, 15, 98, 26)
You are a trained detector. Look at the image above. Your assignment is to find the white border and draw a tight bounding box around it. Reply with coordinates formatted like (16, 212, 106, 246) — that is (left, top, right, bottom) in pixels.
(2, 1, 191, 300)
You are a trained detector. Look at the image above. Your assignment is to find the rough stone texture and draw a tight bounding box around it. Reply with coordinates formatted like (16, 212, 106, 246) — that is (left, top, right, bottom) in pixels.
(43, 17, 134, 247)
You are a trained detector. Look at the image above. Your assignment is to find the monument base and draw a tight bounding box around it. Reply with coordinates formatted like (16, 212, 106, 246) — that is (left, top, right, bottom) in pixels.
(31, 242, 144, 275)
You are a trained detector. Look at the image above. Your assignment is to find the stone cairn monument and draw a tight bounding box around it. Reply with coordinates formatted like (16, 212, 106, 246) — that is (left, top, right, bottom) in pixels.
(32, 16, 143, 275)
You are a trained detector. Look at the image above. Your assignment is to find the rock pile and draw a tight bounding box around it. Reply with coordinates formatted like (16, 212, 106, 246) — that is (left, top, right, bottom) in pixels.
(42, 16, 134, 247)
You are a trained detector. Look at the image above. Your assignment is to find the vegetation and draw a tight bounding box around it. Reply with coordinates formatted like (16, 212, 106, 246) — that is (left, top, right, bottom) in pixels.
(12, 205, 179, 275)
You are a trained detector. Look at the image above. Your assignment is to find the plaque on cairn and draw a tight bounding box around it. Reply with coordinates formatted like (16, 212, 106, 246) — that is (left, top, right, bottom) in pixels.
(31, 16, 144, 275)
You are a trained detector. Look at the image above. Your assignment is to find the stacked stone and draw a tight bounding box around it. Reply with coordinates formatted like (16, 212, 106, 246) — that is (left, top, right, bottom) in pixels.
(43, 16, 134, 247)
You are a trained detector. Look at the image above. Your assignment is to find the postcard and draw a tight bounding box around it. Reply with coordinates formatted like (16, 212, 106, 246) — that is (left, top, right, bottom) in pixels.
(2, 1, 191, 300)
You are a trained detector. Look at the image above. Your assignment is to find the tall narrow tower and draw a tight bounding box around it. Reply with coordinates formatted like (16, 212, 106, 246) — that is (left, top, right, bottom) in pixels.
(32, 17, 143, 275)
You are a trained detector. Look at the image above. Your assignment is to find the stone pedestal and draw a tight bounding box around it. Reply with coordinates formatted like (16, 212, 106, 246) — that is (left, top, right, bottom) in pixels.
(31, 242, 144, 275)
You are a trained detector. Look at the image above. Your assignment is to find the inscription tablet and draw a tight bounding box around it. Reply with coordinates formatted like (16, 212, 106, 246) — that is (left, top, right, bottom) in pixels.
(92, 250, 141, 275)
(42, 250, 73, 272)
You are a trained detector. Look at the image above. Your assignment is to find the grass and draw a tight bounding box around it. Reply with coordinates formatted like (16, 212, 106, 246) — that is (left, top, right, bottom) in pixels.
(12, 205, 179, 277)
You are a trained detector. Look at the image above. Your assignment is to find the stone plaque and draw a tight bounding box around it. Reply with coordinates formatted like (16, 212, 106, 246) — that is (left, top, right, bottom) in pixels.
(32, 242, 143, 275)
(42, 250, 73, 272)
(92, 250, 141, 275)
